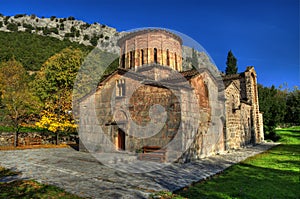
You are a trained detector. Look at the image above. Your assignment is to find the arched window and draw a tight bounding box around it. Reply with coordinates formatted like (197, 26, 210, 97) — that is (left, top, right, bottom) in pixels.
(141, 49, 144, 65)
(154, 48, 157, 63)
(166, 49, 170, 66)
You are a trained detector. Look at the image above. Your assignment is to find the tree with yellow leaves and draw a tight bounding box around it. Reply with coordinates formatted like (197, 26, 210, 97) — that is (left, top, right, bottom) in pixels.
(33, 47, 83, 144)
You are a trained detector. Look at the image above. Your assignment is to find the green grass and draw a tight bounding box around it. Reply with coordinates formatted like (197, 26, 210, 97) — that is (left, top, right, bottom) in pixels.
(0, 166, 83, 198)
(150, 126, 300, 199)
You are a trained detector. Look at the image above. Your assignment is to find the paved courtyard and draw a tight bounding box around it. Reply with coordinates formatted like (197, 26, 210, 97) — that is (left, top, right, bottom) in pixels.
(0, 143, 277, 199)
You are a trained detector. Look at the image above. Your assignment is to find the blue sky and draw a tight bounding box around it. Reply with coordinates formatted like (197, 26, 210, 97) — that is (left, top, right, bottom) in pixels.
(0, 0, 299, 88)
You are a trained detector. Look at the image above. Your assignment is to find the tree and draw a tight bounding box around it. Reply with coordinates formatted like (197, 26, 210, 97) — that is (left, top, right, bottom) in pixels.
(285, 87, 300, 125)
(0, 59, 41, 146)
(258, 84, 287, 140)
(33, 47, 84, 143)
(35, 89, 77, 144)
(225, 50, 238, 75)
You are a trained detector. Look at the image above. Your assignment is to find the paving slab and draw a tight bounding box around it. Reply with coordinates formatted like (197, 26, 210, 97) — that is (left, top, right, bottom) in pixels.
(0, 142, 278, 199)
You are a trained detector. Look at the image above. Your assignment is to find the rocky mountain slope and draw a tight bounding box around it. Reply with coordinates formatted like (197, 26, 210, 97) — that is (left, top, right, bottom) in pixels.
(0, 14, 122, 54)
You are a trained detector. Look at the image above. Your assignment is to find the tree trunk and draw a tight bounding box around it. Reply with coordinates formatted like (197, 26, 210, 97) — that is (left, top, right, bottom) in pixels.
(14, 131, 18, 147)
(56, 132, 59, 145)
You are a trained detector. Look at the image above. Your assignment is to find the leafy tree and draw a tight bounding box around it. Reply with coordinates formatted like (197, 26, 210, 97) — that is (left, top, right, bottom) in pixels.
(33, 47, 84, 143)
(285, 87, 300, 125)
(0, 60, 41, 146)
(36, 89, 76, 144)
(258, 84, 287, 140)
(225, 50, 238, 75)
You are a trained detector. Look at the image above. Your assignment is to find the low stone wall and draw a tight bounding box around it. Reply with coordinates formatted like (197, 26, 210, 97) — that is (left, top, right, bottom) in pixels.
(0, 132, 79, 146)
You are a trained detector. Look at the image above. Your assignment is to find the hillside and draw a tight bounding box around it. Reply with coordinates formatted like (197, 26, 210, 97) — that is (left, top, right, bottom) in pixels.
(0, 14, 121, 53)
(0, 31, 94, 71)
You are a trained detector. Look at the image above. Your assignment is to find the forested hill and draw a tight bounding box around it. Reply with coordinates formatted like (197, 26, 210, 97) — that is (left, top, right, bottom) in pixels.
(0, 31, 93, 71)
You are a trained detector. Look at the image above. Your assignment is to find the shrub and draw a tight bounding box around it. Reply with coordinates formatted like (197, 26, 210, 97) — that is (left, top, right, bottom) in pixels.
(4, 16, 10, 25)
(105, 36, 109, 40)
(30, 14, 36, 19)
(0, 21, 3, 28)
(70, 26, 76, 33)
(83, 34, 89, 40)
(59, 24, 64, 30)
(90, 35, 100, 46)
(80, 23, 90, 30)
(50, 16, 56, 21)
(75, 30, 80, 37)
(23, 23, 34, 30)
(7, 23, 18, 31)
(50, 27, 58, 34)
(14, 14, 26, 18)
(68, 16, 75, 20)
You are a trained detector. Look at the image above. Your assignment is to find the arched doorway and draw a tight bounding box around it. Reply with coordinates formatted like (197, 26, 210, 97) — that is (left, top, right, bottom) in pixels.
(117, 129, 125, 150)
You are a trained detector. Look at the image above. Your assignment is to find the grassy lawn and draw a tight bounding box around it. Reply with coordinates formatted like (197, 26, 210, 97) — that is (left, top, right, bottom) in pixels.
(0, 167, 83, 199)
(150, 126, 300, 199)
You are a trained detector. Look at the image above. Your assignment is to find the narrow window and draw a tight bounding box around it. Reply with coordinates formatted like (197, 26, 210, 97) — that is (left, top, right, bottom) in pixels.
(141, 49, 144, 65)
(121, 54, 125, 68)
(175, 53, 178, 70)
(232, 95, 235, 113)
(166, 49, 170, 66)
(116, 79, 126, 97)
(154, 48, 157, 63)
(130, 51, 134, 68)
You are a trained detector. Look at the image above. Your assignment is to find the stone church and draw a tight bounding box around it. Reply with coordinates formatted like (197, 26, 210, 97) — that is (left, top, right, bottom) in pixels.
(78, 29, 264, 162)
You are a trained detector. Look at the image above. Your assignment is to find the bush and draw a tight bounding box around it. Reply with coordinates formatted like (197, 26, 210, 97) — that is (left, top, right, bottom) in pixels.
(23, 23, 34, 30)
(50, 16, 56, 21)
(70, 26, 76, 33)
(68, 16, 75, 20)
(264, 130, 280, 142)
(30, 14, 36, 19)
(83, 34, 89, 40)
(90, 35, 100, 46)
(59, 24, 64, 30)
(75, 30, 80, 37)
(0, 21, 3, 28)
(80, 23, 90, 30)
(7, 23, 18, 31)
(14, 14, 26, 18)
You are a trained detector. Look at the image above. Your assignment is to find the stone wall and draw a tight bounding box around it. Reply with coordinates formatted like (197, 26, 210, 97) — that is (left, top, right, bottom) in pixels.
(0, 132, 78, 146)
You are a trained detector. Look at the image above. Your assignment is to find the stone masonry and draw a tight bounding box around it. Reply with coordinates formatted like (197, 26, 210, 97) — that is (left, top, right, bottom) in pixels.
(79, 29, 264, 162)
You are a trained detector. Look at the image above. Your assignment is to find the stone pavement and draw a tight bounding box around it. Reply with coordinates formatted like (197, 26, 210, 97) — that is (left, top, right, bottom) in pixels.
(0, 143, 278, 199)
